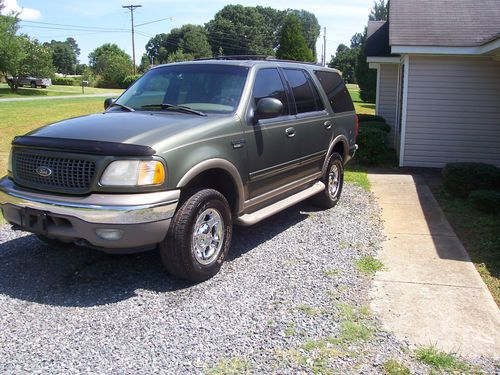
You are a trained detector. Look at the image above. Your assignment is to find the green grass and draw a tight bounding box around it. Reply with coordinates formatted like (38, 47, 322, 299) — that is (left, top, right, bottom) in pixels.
(415, 347, 468, 372)
(345, 163, 370, 191)
(206, 357, 251, 375)
(382, 359, 412, 375)
(433, 188, 500, 306)
(346, 84, 375, 115)
(339, 321, 373, 343)
(0, 83, 122, 98)
(355, 256, 384, 275)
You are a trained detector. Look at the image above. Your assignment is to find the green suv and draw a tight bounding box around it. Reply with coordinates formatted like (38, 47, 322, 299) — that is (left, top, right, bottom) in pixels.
(0, 57, 358, 281)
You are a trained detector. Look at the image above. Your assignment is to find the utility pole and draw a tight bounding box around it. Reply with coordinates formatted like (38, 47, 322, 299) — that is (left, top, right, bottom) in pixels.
(122, 4, 142, 75)
(323, 27, 327, 67)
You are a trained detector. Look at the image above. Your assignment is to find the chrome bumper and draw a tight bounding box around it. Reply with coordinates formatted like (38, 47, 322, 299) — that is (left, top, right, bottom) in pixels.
(0, 177, 179, 225)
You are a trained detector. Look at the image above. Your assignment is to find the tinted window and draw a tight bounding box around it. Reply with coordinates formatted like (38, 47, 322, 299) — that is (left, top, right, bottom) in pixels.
(314, 70, 354, 113)
(283, 69, 324, 114)
(253, 68, 289, 116)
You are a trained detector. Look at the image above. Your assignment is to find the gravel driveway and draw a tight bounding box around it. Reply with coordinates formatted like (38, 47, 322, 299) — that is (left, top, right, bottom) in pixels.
(0, 184, 494, 374)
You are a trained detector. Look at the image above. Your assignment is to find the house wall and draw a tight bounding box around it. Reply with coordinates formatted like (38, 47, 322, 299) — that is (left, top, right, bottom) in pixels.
(402, 55, 500, 168)
(377, 64, 400, 147)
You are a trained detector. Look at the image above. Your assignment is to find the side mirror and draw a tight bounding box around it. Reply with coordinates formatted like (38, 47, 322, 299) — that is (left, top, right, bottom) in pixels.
(104, 97, 115, 110)
(255, 97, 283, 121)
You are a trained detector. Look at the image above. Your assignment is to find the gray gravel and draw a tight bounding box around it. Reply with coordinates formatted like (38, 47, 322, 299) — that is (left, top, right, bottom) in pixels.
(0, 184, 496, 374)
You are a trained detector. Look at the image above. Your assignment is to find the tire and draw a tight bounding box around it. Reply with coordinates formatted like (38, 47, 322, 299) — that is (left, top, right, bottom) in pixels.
(312, 152, 344, 208)
(41, 85, 47, 89)
(36, 234, 69, 249)
(160, 188, 233, 282)
(30, 81, 36, 88)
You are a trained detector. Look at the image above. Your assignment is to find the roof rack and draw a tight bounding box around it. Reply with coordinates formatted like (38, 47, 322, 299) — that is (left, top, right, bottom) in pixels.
(194, 55, 323, 66)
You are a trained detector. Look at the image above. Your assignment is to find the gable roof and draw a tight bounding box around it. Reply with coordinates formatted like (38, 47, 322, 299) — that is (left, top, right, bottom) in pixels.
(390, 0, 500, 47)
(365, 21, 395, 57)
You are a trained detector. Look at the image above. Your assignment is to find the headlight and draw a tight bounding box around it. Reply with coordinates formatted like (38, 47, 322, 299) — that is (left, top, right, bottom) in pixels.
(7, 149, 13, 173)
(100, 160, 165, 186)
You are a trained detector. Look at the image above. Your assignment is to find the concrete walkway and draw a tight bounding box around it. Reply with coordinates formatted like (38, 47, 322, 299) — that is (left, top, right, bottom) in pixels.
(368, 171, 500, 359)
(0, 93, 121, 103)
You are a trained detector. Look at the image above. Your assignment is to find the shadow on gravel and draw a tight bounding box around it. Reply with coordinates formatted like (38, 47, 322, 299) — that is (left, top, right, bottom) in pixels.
(0, 202, 316, 307)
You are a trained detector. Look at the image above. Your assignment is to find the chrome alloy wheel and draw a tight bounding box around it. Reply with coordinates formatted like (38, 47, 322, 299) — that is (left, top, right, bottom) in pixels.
(192, 208, 224, 265)
(328, 163, 340, 198)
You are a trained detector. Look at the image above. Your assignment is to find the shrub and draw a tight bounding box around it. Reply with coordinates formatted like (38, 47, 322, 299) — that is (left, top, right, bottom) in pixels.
(122, 74, 141, 88)
(359, 121, 391, 133)
(442, 163, 500, 199)
(357, 114, 386, 123)
(52, 77, 77, 86)
(468, 190, 500, 214)
(356, 127, 388, 164)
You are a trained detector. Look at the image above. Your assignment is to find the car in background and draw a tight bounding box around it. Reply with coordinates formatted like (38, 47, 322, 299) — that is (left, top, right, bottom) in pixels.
(6, 76, 52, 88)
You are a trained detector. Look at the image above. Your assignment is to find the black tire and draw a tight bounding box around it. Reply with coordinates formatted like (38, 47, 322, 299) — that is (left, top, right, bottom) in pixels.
(160, 188, 233, 282)
(41, 85, 47, 89)
(36, 234, 69, 249)
(312, 152, 344, 208)
(30, 81, 36, 88)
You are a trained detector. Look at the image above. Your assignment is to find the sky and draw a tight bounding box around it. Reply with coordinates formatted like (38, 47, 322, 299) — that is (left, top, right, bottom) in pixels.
(2, 0, 373, 66)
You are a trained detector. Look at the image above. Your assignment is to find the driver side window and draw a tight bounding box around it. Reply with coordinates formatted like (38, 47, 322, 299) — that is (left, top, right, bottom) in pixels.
(253, 68, 289, 116)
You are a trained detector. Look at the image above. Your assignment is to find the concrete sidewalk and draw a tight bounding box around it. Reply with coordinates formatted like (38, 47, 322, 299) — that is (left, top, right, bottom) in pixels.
(368, 171, 500, 359)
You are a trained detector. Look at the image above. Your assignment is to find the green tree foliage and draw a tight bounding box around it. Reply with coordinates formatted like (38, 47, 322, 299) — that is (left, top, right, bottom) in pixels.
(329, 44, 357, 83)
(146, 24, 211, 64)
(0, 6, 21, 79)
(138, 53, 151, 73)
(65, 37, 80, 60)
(276, 14, 314, 62)
(286, 9, 321, 58)
(206, 5, 275, 56)
(369, 0, 389, 21)
(167, 49, 194, 63)
(89, 43, 132, 88)
(44, 40, 77, 74)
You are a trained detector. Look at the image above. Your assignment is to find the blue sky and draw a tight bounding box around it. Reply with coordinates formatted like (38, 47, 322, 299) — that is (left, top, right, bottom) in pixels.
(3, 0, 373, 65)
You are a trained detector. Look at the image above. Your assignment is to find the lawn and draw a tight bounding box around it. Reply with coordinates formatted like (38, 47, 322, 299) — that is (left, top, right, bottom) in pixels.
(433, 188, 500, 305)
(0, 83, 123, 98)
(347, 84, 376, 115)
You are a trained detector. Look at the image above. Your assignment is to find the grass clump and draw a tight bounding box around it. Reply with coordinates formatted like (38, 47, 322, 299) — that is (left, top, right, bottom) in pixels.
(339, 321, 373, 343)
(296, 304, 318, 316)
(382, 359, 412, 375)
(207, 357, 251, 375)
(322, 268, 340, 278)
(345, 164, 371, 191)
(355, 256, 384, 275)
(415, 346, 468, 372)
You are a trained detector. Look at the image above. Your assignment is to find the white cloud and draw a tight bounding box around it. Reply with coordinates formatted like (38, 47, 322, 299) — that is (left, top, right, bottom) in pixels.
(2, 0, 42, 20)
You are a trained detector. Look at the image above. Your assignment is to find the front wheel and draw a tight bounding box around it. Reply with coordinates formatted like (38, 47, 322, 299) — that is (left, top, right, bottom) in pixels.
(312, 152, 344, 208)
(160, 189, 233, 282)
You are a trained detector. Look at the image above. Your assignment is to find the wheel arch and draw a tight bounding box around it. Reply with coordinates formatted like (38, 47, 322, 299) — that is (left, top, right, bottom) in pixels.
(322, 135, 349, 175)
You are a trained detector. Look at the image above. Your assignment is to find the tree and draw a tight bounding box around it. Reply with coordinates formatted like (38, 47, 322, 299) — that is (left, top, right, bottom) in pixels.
(206, 5, 275, 56)
(167, 49, 194, 63)
(350, 32, 364, 49)
(369, 0, 389, 21)
(88, 44, 132, 88)
(65, 37, 80, 60)
(0, 3, 21, 78)
(286, 9, 321, 59)
(329, 44, 357, 83)
(44, 40, 76, 74)
(138, 53, 151, 73)
(276, 14, 314, 62)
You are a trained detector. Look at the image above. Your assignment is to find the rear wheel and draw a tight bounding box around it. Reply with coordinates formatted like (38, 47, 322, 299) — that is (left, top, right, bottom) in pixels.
(30, 81, 37, 88)
(160, 189, 232, 282)
(312, 152, 344, 208)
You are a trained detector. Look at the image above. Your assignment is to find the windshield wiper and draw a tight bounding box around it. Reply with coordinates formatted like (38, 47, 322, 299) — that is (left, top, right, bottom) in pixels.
(141, 103, 206, 117)
(109, 102, 135, 112)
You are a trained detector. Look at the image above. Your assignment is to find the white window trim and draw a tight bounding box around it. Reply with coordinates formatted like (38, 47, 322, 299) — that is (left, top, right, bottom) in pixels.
(391, 38, 500, 55)
(367, 56, 401, 63)
(399, 55, 409, 167)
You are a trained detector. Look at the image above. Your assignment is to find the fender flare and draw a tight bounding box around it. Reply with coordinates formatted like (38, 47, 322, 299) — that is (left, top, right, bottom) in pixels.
(322, 135, 349, 175)
(176, 158, 246, 213)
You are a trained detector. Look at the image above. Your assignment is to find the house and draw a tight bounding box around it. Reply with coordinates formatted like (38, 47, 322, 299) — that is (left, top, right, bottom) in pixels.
(365, 0, 500, 168)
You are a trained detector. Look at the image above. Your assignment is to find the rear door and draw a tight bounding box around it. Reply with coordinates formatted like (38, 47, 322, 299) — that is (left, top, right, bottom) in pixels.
(281, 68, 332, 179)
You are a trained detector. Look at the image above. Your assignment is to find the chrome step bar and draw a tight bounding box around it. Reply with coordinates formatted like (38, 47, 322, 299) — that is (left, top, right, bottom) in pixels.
(235, 181, 325, 226)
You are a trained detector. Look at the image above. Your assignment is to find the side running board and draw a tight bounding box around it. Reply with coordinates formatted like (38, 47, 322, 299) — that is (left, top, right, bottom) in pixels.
(235, 181, 325, 226)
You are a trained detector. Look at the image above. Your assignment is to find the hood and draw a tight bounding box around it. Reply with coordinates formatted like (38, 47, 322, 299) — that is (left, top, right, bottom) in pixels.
(27, 111, 227, 151)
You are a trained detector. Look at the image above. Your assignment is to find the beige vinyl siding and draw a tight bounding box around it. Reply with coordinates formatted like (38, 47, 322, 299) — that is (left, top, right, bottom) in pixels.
(377, 64, 399, 147)
(402, 55, 500, 168)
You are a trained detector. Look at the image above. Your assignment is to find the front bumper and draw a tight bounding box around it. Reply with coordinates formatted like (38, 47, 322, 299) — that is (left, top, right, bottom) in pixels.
(0, 177, 179, 249)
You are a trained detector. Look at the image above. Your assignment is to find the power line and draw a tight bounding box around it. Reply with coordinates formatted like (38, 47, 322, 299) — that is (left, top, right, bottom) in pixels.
(122, 4, 142, 74)
(20, 20, 129, 32)
(135, 17, 172, 27)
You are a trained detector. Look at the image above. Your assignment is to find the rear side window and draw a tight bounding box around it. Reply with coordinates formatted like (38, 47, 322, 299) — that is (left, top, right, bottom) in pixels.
(283, 69, 324, 114)
(253, 68, 289, 116)
(314, 70, 354, 113)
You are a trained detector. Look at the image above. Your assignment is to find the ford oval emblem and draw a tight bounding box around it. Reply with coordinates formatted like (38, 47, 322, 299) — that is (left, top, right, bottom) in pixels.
(36, 166, 52, 177)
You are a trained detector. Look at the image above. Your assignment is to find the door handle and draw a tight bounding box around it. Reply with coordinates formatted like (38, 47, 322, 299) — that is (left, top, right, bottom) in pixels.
(324, 121, 332, 130)
(285, 127, 295, 138)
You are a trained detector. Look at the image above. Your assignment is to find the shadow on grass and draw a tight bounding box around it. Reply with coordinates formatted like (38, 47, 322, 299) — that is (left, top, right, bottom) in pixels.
(0, 201, 314, 308)
(0, 87, 49, 98)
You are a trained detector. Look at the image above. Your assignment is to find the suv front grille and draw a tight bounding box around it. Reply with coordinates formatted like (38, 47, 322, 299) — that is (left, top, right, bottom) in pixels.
(13, 152, 96, 193)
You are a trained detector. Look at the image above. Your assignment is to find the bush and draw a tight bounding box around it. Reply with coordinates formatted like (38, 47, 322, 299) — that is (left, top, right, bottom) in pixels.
(122, 74, 141, 88)
(442, 163, 500, 199)
(356, 127, 388, 164)
(357, 114, 386, 123)
(359, 121, 391, 133)
(52, 77, 78, 86)
(468, 190, 500, 214)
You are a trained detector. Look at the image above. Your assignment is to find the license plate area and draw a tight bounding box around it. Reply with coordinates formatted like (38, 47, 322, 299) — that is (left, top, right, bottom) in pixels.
(20, 207, 48, 235)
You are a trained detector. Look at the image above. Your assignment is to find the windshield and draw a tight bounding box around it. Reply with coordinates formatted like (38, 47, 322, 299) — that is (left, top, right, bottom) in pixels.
(115, 64, 249, 114)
